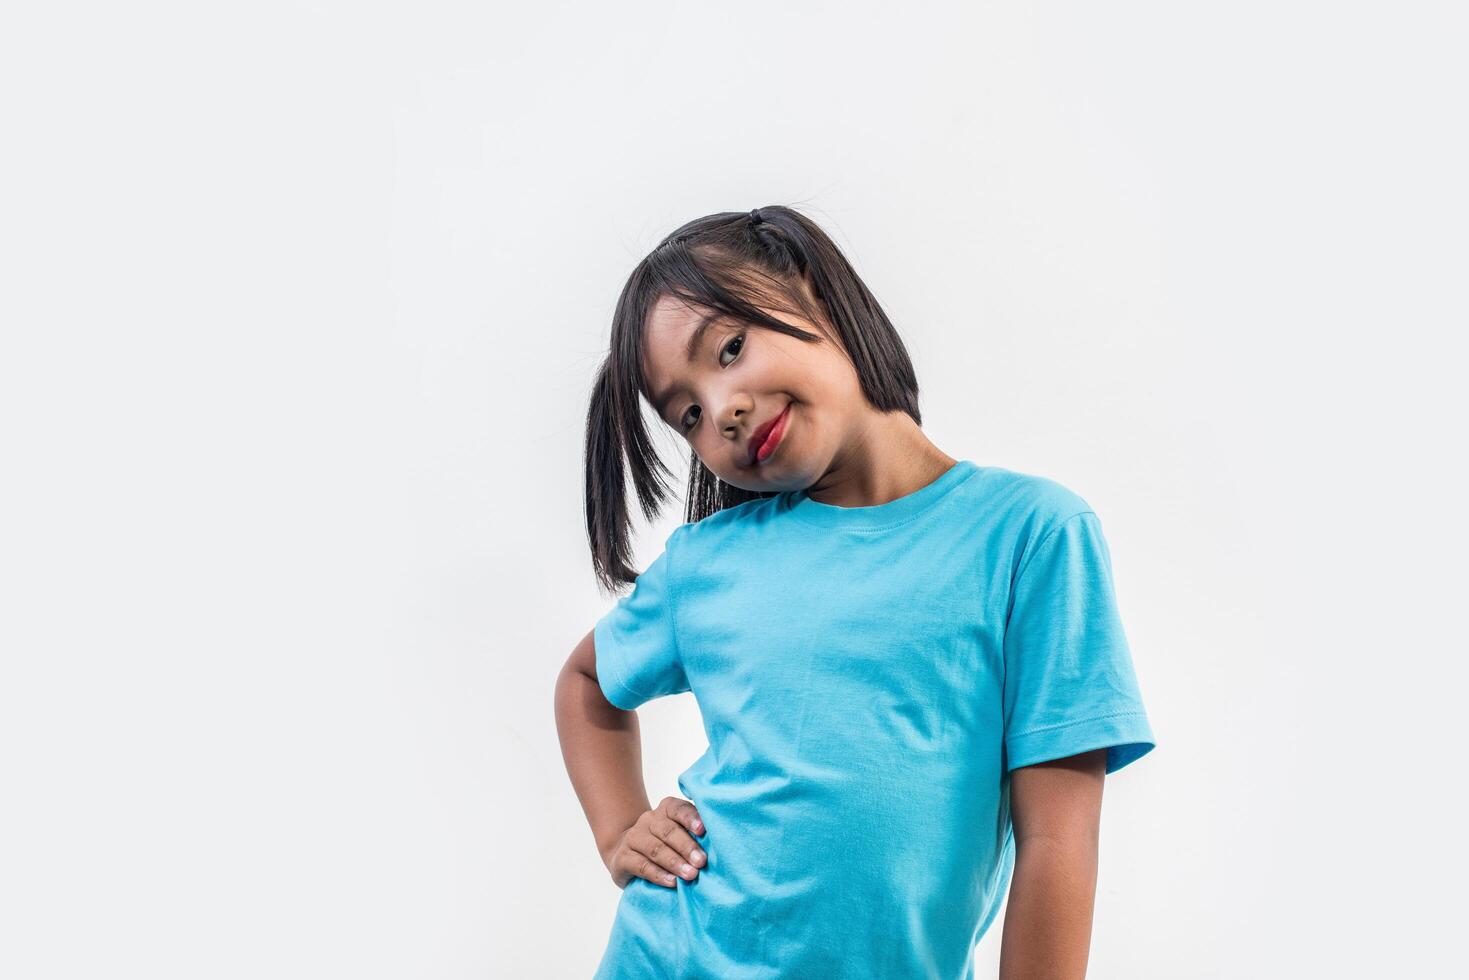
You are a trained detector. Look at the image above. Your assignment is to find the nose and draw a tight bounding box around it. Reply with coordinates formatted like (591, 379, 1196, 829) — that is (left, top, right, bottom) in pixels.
(717, 393, 754, 439)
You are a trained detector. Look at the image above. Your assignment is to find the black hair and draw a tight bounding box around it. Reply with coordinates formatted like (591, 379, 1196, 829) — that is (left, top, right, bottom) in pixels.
(584, 204, 922, 591)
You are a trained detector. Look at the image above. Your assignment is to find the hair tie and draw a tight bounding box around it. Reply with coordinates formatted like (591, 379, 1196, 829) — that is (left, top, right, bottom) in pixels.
(749, 208, 764, 225)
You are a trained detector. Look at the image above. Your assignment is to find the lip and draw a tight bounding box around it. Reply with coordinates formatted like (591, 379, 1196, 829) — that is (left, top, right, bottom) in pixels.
(747, 403, 792, 466)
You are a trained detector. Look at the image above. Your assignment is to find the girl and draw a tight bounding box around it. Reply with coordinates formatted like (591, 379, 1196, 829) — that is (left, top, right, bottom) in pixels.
(555, 205, 1157, 980)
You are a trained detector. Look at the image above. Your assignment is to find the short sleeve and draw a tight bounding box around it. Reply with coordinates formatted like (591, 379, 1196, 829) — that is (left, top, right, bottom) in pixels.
(1002, 510, 1156, 775)
(593, 528, 691, 710)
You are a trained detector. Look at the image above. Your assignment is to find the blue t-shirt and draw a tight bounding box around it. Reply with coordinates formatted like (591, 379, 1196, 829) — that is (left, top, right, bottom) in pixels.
(591, 460, 1156, 980)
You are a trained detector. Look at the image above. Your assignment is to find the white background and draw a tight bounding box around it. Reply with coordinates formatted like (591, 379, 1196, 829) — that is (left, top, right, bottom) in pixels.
(3, 2, 1465, 977)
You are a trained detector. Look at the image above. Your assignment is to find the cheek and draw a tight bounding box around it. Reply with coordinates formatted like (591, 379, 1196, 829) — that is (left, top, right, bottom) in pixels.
(749, 342, 816, 398)
(784, 350, 850, 407)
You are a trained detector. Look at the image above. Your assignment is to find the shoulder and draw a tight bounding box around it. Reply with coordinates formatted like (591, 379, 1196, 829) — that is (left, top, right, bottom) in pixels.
(678, 492, 783, 539)
(663, 492, 785, 562)
(972, 464, 1094, 525)
(967, 465, 1101, 568)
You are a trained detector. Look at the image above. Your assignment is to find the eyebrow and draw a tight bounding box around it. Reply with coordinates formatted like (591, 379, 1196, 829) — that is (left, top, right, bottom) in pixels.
(649, 312, 725, 418)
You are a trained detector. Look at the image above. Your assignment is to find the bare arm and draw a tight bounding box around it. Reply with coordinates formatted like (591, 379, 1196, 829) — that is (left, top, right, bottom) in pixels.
(553, 628, 706, 887)
(998, 748, 1108, 980)
(554, 628, 652, 864)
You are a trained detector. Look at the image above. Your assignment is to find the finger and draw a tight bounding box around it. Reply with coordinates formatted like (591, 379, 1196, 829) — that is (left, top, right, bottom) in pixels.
(636, 822, 702, 882)
(624, 845, 680, 888)
(659, 796, 706, 838)
(650, 810, 707, 871)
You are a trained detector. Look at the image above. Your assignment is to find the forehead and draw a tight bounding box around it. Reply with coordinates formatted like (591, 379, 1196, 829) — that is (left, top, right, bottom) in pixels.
(640, 295, 727, 392)
(644, 293, 715, 346)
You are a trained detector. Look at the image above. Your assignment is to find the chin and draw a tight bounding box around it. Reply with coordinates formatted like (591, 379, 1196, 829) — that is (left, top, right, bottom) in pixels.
(718, 470, 764, 493)
(702, 462, 767, 494)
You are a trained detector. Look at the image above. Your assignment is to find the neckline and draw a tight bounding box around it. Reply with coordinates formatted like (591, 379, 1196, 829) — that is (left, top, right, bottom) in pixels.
(785, 459, 979, 530)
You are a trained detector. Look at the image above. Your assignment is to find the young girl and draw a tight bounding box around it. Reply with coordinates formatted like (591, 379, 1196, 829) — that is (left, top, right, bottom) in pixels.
(555, 205, 1157, 979)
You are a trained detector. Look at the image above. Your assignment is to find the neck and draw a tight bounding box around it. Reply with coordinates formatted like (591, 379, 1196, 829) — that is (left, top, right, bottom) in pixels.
(805, 412, 957, 508)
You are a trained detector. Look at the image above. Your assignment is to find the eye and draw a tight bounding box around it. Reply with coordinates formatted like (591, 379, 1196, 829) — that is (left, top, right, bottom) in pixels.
(719, 332, 745, 366)
(677, 333, 747, 433)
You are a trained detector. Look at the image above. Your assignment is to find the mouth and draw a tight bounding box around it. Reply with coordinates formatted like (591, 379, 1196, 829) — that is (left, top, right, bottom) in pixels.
(747, 403, 792, 466)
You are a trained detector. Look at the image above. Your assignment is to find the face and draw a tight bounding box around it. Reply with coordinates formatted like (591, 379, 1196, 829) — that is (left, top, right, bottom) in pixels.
(640, 281, 867, 493)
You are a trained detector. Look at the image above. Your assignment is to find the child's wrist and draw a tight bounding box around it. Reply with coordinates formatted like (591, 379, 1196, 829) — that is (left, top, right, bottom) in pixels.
(595, 823, 630, 868)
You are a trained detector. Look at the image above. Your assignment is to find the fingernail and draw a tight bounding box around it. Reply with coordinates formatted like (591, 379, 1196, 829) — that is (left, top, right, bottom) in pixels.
(694, 821, 704, 833)
(691, 849, 704, 864)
